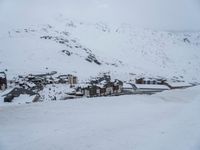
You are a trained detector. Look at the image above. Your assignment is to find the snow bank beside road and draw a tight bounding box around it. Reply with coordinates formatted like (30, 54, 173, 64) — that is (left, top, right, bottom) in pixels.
(154, 85, 200, 103)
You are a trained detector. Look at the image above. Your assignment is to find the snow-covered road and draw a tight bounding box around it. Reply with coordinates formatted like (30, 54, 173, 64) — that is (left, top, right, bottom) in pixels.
(0, 86, 200, 150)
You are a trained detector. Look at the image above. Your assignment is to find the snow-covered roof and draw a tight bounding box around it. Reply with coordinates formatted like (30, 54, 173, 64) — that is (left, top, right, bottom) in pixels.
(123, 83, 133, 89)
(99, 80, 107, 85)
(76, 84, 90, 88)
(166, 82, 192, 88)
(134, 84, 170, 90)
(96, 84, 104, 88)
(26, 82, 36, 88)
(75, 91, 83, 95)
(0, 73, 6, 78)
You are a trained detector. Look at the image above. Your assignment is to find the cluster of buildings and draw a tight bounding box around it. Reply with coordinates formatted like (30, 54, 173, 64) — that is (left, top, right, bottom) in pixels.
(74, 76, 123, 97)
(0, 71, 195, 102)
(135, 77, 192, 89)
(1, 72, 78, 102)
(71, 76, 193, 97)
(14, 72, 78, 91)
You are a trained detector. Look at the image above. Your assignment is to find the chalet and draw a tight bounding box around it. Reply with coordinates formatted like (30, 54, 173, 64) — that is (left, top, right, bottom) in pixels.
(100, 86, 106, 96)
(113, 79, 123, 94)
(103, 82, 114, 95)
(80, 84, 101, 97)
(164, 81, 192, 89)
(0, 72, 7, 91)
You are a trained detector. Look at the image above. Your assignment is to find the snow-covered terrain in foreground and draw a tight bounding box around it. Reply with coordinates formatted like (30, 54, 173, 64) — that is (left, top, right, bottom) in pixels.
(0, 86, 200, 150)
(0, 0, 200, 83)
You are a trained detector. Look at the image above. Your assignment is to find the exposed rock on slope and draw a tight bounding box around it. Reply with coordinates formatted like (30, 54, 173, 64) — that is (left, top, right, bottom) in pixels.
(0, 19, 200, 82)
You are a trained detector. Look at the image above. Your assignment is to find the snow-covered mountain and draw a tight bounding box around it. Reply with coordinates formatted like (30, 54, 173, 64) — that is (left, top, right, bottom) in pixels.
(1, 1, 200, 150)
(0, 17, 200, 82)
(0, 0, 200, 82)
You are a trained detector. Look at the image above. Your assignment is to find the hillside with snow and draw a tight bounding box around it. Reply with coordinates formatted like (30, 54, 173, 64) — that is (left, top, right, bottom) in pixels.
(0, 17, 200, 82)
(0, 0, 200, 82)
(1, 1, 200, 150)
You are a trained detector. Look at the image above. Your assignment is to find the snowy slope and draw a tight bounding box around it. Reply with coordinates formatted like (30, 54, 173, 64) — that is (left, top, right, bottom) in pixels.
(1, 1, 200, 149)
(0, 18, 200, 82)
(0, 86, 200, 150)
(0, 0, 200, 82)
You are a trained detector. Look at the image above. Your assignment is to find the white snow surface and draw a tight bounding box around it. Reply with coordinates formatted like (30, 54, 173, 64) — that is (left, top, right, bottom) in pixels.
(0, 18, 200, 82)
(165, 81, 192, 87)
(0, 86, 200, 150)
(0, 0, 200, 82)
(134, 84, 170, 90)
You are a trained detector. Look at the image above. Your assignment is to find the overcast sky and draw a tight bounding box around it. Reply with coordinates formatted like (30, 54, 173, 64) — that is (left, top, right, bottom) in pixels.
(0, 0, 200, 31)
